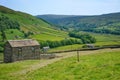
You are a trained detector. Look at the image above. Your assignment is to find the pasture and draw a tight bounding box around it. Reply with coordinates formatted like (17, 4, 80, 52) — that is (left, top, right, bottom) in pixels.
(31, 33, 66, 41)
(80, 31, 120, 42)
(27, 49, 120, 80)
(88, 32, 120, 46)
(49, 32, 120, 52)
(49, 44, 83, 52)
(0, 48, 120, 80)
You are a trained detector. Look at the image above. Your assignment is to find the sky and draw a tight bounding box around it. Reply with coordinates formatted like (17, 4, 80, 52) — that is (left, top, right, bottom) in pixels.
(0, 0, 120, 15)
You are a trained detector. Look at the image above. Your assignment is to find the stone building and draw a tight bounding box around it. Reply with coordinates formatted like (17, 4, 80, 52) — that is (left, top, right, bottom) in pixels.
(4, 39, 40, 63)
(86, 44, 94, 48)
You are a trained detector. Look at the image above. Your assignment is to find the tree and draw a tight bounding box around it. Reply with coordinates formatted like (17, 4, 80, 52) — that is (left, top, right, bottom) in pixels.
(1, 31, 6, 42)
(69, 31, 96, 44)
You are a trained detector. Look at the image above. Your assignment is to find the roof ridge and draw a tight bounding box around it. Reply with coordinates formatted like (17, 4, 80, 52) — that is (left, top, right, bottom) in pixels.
(7, 39, 39, 47)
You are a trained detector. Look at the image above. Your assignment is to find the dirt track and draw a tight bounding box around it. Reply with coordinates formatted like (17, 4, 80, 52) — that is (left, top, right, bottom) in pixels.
(12, 48, 120, 76)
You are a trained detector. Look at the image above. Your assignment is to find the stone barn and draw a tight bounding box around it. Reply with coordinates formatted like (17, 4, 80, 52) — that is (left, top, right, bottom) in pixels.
(4, 39, 40, 63)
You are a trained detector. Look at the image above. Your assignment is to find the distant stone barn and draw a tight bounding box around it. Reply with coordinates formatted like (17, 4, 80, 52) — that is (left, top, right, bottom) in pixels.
(4, 39, 40, 63)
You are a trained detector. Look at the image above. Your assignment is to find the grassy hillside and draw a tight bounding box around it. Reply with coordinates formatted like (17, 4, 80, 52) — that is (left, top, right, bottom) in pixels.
(37, 13, 120, 35)
(31, 33, 66, 41)
(0, 5, 69, 52)
(5, 29, 24, 40)
(0, 49, 120, 80)
(0, 5, 66, 40)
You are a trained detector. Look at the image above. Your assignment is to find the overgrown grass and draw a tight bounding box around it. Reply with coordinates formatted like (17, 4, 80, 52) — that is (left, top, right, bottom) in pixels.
(26, 50, 120, 80)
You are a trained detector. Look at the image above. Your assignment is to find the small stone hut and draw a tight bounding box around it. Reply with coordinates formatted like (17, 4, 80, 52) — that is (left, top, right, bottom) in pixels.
(86, 44, 94, 48)
(4, 39, 40, 63)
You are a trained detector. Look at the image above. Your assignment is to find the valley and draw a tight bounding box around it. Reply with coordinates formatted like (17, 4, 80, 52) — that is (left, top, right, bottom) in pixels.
(0, 2, 120, 80)
(37, 13, 120, 35)
(0, 6, 120, 53)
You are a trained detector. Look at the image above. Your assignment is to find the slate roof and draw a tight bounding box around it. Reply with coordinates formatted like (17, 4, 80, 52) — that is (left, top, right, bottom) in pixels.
(8, 39, 39, 47)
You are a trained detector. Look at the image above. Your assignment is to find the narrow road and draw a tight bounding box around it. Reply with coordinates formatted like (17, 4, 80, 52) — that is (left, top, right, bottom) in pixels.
(12, 48, 120, 76)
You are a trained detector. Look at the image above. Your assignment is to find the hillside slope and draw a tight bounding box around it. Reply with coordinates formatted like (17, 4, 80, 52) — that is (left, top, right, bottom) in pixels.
(0, 5, 68, 52)
(0, 5, 66, 37)
(37, 13, 120, 35)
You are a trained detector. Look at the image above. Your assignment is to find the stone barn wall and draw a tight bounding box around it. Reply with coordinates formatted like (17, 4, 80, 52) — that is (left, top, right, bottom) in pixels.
(4, 42, 12, 63)
(12, 46, 40, 61)
(4, 39, 40, 63)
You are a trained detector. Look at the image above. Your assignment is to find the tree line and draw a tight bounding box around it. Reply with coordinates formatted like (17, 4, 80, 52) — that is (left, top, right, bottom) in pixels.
(0, 15, 20, 31)
(83, 28, 120, 35)
(39, 32, 96, 49)
(69, 32, 96, 44)
(0, 15, 20, 41)
(39, 39, 82, 48)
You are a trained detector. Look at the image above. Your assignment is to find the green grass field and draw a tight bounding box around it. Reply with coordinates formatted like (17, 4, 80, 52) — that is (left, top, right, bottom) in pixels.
(87, 32, 120, 46)
(0, 60, 43, 80)
(27, 50, 120, 80)
(79, 31, 120, 42)
(95, 41, 120, 46)
(31, 33, 66, 41)
(49, 44, 83, 52)
(0, 49, 120, 80)
(49, 32, 120, 52)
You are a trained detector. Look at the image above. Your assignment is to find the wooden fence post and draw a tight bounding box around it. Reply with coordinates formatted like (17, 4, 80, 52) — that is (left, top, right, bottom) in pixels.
(77, 50, 80, 62)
